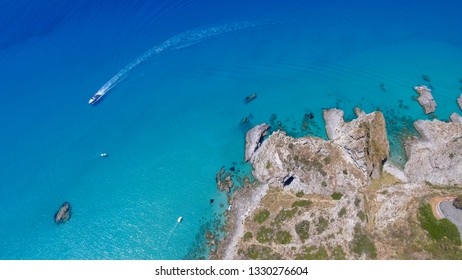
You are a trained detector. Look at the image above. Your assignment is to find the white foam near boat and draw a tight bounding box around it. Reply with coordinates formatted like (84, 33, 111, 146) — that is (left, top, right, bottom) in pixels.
(100, 153, 108, 157)
(177, 216, 183, 223)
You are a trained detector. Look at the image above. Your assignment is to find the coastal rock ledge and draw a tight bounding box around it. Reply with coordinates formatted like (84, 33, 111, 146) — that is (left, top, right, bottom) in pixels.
(404, 119, 462, 185)
(244, 123, 270, 162)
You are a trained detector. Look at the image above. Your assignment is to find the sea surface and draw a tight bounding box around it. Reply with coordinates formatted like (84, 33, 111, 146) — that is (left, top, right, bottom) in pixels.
(0, 0, 461, 259)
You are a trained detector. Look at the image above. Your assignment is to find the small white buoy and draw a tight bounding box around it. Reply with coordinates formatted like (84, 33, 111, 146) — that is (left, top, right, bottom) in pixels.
(177, 216, 183, 223)
(100, 153, 108, 157)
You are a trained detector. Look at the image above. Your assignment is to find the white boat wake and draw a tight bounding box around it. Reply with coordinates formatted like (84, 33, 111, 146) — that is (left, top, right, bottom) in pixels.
(90, 20, 269, 104)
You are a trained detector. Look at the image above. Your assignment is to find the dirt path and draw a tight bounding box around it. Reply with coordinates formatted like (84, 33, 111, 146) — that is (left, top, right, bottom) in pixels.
(430, 196, 456, 220)
(223, 183, 269, 259)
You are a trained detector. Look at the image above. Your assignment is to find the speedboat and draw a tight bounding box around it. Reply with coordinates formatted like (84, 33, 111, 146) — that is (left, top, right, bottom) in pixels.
(177, 216, 183, 223)
(100, 153, 108, 157)
(88, 92, 104, 105)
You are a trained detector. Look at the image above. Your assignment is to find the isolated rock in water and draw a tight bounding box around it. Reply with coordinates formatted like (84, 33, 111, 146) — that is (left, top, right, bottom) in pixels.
(245, 123, 269, 162)
(450, 112, 462, 124)
(404, 119, 462, 185)
(413, 85, 436, 114)
(54, 202, 71, 224)
(458, 94, 462, 110)
(244, 93, 257, 104)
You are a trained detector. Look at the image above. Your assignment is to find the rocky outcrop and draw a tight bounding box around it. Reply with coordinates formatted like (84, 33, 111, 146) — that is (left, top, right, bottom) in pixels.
(450, 113, 462, 124)
(248, 109, 389, 196)
(323, 109, 389, 179)
(458, 94, 462, 111)
(354, 107, 366, 117)
(404, 119, 462, 185)
(245, 123, 269, 162)
(54, 202, 71, 224)
(216, 167, 234, 192)
(414, 85, 436, 114)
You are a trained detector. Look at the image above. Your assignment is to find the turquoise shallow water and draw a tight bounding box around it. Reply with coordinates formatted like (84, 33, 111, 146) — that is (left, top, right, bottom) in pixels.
(0, 0, 461, 259)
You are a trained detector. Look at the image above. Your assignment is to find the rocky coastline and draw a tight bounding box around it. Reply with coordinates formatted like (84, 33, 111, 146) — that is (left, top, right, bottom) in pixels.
(215, 97, 462, 259)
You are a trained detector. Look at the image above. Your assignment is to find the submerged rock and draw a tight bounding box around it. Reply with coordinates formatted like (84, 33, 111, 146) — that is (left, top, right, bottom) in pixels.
(244, 93, 257, 104)
(54, 202, 71, 224)
(457, 94, 462, 111)
(245, 123, 270, 162)
(422, 74, 431, 82)
(216, 167, 234, 192)
(413, 85, 436, 114)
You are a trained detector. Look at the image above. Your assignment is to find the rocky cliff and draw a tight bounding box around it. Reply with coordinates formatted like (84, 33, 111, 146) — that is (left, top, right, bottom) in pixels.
(216, 107, 462, 260)
(404, 118, 462, 185)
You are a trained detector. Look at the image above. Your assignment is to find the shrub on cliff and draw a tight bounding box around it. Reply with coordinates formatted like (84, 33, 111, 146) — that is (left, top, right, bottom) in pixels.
(295, 220, 310, 242)
(254, 209, 270, 224)
(454, 195, 462, 210)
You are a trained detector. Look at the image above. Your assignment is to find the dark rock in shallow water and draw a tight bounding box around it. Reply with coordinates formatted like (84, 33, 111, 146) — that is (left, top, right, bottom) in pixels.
(210, 199, 215, 204)
(244, 93, 257, 104)
(54, 202, 71, 224)
(422, 74, 431, 82)
(380, 82, 386, 92)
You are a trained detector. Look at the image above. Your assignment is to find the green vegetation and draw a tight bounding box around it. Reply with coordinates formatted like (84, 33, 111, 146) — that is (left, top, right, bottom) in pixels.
(321, 181, 327, 188)
(343, 169, 348, 175)
(331, 246, 346, 260)
(243, 232, 253, 242)
(354, 197, 361, 207)
(288, 143, 294, 149)
(422, 239, 462, 260)
(338, 207, 347, 218)
(418, 203, 461, 245)
(247, 245, 282, 260)
(266, 161, 272, 169)
(256, 226, 274, 243)
(274, 208, 297, 225)
(454, 195, 462, 210)
(295, 191, 305, 198)
(254, 209, 270, 224)
(316, 217, 329, 234)
(275, 231, 292, 244)
(331, 192, 343, 200)
(449, 153, 455, 159)
(357, 210, 366, 222)
(295, 246, 329, 260)
(291, 200, 312, 208)
(295, 220, 310, 242)
(323, 157, 331, 165)
(351, 227, 377, 259)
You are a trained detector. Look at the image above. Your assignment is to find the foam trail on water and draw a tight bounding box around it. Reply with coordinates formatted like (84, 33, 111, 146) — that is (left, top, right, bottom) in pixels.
(91, 20, 266, 102)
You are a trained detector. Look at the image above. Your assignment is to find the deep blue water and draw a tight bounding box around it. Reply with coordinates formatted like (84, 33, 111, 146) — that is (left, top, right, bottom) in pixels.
(0, 0, 461, 259)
